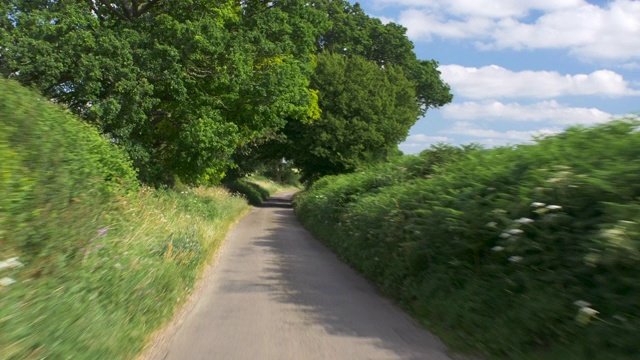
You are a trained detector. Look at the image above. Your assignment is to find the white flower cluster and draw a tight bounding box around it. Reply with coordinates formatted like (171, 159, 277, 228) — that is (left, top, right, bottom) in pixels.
(0, 257, 23, 271)
(508, 255, 523, 263)
(573, 300, 599, 325)
(531, 201, 563, 211)
(0, 257, 23, 288)
(490, 200, 561, 264)
(0, 277, 16, 287)
(514, 217, 534, 224)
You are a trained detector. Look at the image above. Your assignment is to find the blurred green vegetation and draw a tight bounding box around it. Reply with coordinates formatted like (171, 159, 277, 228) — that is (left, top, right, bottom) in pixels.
(0, 79, 249, 359)
(294, 119, 640, 360)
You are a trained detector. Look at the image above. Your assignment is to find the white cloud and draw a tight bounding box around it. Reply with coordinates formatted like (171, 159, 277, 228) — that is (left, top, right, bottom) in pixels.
(442, 121, 562, 144)
(442, 100, 615, 124)
(439, 65, 640, 98)
(374, 0, 584, 18)
(399, 134, 452, 153)
(385, 0, 640, 61)
(405, 134, 452, 143)
(375, 15, 394, 25)
(400, 10, 494, 40)
(618, 62, 640, 70)
(488, 1, 640, 60)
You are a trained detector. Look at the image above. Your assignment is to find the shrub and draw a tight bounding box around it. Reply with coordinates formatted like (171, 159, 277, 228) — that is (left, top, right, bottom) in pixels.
(1, 78, 138, 259)
(294, 119, 640, 359)
(223, 179, 271, 205)
(0, 79, 249, 358)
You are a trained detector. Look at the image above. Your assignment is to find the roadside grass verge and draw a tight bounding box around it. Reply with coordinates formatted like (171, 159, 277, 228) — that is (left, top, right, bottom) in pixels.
(0, 79, 249, 359)
(1, 187, 248, 359)
(246, 174, 300, 195)
(294, 119, 640, 360)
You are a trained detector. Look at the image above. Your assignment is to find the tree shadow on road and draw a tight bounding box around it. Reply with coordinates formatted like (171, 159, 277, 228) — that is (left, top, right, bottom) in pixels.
(243, 197, 451, 360)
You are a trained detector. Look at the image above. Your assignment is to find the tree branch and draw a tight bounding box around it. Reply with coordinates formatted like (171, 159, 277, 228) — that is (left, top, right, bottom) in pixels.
(131, 0, 140, 17)
(137, 0, 162, 17)
(122, 0, 134, 19)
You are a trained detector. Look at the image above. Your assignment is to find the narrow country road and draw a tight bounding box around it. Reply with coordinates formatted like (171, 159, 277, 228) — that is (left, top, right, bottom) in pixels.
(150, 191, 452, 360)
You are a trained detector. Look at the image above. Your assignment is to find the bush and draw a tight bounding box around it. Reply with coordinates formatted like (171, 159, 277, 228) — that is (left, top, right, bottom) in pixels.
(1, 78, 138, 259)
(223, 179, 271, 205)
(294, 119, 640, 360)
(0, 79, 249, 358)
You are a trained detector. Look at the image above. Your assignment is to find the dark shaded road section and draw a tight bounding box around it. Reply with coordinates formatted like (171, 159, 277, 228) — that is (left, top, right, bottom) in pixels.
(153, 192, 451, 360)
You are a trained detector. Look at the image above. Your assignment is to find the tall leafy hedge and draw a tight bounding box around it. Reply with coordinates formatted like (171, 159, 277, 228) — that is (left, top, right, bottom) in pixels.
(0, 78, 138, 258)
(294, 119, 640, 359)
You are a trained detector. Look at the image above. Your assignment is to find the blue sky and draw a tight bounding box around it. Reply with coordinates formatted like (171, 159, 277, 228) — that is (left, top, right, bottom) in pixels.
(353, 0, 640, 153)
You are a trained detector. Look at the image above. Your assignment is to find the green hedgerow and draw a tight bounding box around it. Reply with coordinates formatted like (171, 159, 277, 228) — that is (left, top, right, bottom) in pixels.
(294, 118, 640, 360)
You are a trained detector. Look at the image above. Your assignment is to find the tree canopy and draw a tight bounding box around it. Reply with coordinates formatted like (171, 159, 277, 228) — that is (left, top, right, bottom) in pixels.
(253, 0, 453, 182)
(1, 0, 452, 185)
(280, 52, 422, 182)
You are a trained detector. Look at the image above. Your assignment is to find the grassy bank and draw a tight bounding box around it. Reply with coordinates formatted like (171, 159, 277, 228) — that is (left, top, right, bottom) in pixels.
(0, 79, 250, 359)
(294, 119, 640, 360)
(224, 175, 299, 205)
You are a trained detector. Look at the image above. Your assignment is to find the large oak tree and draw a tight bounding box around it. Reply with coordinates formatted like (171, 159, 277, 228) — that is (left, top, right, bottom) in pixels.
(2, 0, 452, 185)
(1, 0, 325, 184)
(250, 0, 453, 183)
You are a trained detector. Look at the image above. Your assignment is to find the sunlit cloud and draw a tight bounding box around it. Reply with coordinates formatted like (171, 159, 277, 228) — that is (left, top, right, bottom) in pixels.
(439, 65, 640, 99)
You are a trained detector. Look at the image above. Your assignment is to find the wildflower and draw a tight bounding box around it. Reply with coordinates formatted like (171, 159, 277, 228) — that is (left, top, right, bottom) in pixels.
(0, 277, 17, 286)
(499, 232, 512, 239)
(602, 228, 624, 239)
(514, 217, 534, 224)
(0, 257, 23, 271)
(530, 202, 546, 208)
(486, 222, 497, 228)
(508, 228, 524, 235)
(491, 246, 505, 252)
(90, 226, 111, 242)
(97, 226, 110, 236)
(573, 300, 591, 308)
(546, 205, 562, 210)
(579, 307, 599, 317)
(508, 255, 523, 263)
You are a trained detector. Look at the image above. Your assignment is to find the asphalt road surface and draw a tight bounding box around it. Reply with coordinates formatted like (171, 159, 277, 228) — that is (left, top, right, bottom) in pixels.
(152, 191, 452, 360)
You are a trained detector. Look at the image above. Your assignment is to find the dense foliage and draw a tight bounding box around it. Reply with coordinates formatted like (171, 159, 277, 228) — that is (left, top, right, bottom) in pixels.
(294, 119, 640, 360)
(1, 0, 325, 184)
(1, 0, 451, 186)
(282, 53, 422, 182)
(1, 78, 138, 258)
(311, 0, 452, 111)
(1, 78, 251, 358)
(250, 0, 453, 182)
